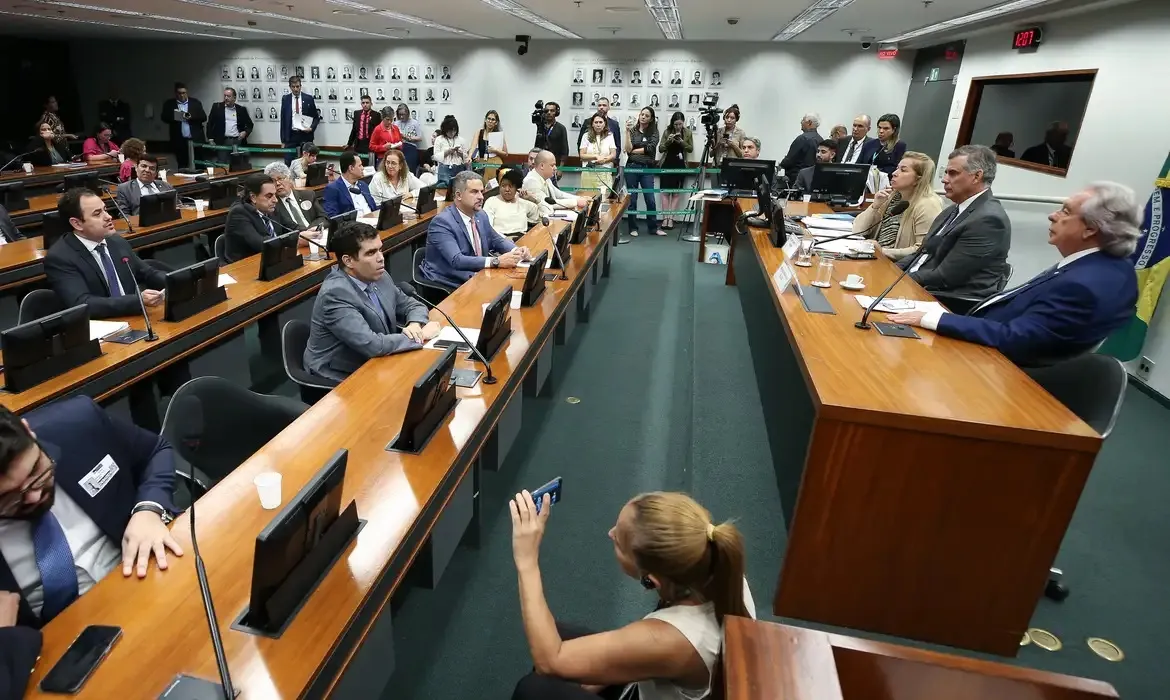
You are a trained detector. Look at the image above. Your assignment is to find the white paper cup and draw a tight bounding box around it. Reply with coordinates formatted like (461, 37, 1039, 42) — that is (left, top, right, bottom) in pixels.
(194, 199, 205, 214)
(21, 163, 33, 174)
(158, 169, 168, 181)
(295, 177, 306, 188)
(254, 472, 282, 509)
(206, 166, 215, 176)
(802, 194, 812, 203)
(117, 153, 125, 163)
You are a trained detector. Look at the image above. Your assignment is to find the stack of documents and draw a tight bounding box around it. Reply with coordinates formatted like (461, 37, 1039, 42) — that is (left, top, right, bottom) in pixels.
(853, 296, 946, 315)
(89, 320, 129, 341)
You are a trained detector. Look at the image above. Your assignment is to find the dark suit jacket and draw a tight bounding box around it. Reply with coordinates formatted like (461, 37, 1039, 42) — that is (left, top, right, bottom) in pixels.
(113, 177, 175, 216)
(937, 251, 1137, 366)
(0, 626, 41, 700)
(534, 121, 570, 164)
(420, 205, 515, 289)
(280, 93, 321, 144)
(780, 129, 823, 175)
(44, 233, 167, 318)
(0, 204, 25, 243)
(24, 138, 72, 167)
(871, 140, 908, 176)
(347, 108, 377, 152)
(274, 189, 328, 232)
(1, 395, 177, 630)
(794, 165, 816, 195)
(899, 190, 1011, 299)
(98, 99, 132, 139)
(223, 201, 279, 263)
(322, 177, 376, 218)
(206, 101, 254, 144)
(834, 136, 879, 164)
(161, 98, 207, 143)
(1020, 142, 1072, 169)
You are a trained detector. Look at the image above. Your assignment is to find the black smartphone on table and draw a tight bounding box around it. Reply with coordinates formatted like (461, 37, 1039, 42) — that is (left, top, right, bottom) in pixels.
(531, 476, 563, 514)
(39, 624, 122, 694)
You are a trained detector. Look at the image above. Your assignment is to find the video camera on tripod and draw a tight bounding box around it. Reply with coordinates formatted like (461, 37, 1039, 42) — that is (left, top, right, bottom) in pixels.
(531, 100, 548, 125)
(699, 93, 722, 141)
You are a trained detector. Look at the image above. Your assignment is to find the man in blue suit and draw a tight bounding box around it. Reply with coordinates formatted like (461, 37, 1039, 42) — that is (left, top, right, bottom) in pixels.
(420, 170, 531, 290)
(889, 182, 1141, 366)
(280, 75, 319, 164)
(0, 396, 180, 679)
(322, 150, 376, 218)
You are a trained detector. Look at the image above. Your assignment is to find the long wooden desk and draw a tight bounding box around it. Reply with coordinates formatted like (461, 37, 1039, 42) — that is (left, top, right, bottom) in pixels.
(0, 162, 121, 192)
(723, 617, 1119, 699)
(23, 198, 626, 699)
(733, 201, 1101, 656)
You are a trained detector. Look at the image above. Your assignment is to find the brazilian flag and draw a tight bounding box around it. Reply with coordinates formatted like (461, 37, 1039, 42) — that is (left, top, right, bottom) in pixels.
(1100, 155, 1170, 361)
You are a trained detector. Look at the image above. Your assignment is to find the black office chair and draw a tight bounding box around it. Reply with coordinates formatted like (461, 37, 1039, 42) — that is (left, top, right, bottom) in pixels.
(1026, 353, 1128, 601)
(281, 319, 338, 404)
(932, 263, 1014, 316)
(144, 258, 175, 273)
(214, 234, 228, 264)
(412, 247, 452, 305)
(162, 376, 309, 509)
(17, 289, 63, 325)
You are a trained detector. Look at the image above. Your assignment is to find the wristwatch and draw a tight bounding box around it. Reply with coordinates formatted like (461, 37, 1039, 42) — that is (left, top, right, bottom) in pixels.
(491, 256, 500, 268)
(132, 501, 174, 524)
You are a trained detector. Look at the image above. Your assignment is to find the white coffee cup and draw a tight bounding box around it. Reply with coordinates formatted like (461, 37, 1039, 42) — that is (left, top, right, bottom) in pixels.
(206, 166, 215, 176)
(21, 162, 33, 174)
(845, 274, 864, 287)
(194, 199, 205, 214)
(254, 472, 282, 510)
(158, 169, 168, 181)
(802, 194, 812, 203)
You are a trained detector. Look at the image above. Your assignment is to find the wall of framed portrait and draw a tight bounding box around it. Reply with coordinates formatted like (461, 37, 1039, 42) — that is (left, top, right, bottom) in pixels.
(69, 40, 912, 160)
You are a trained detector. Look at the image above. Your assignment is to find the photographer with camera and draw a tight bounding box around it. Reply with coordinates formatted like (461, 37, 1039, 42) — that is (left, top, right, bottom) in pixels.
(711, 104, 744, 165)
(532, 100, 570, 169)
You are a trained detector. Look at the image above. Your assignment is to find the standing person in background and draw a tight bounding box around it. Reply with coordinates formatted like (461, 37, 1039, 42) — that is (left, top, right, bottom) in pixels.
(658, 111, 692, 231)
(854, 151, 942, 262)
(117, 138, 146, 182)
(779, 112, 822, 178)
(280, 75, 320, 165)
(473, 110, 509, 182)
(533, 101, 569, 168)
(836, 115, 877, 165)
(870, 113, 907, 177)
(394, 103, 423, 149)
(81, 123, 120, 165)
(207, 87, 253, 152)
(624, 107, 661, 237)
(991, 131, 1015, 159)
(36, 95, 75, 142)
(161, 83, 206, 170)
(347, 94, 377, 155)
(829, 124, 847, 142)
(576, 97, 621, 155)
(712, 105, 744, 165)
(369, 106, 404, 166)
(578, 112, 617, 194)
(98, 94, 132, 141)
(433, 115, 470, 188)
(289, 142, 319, 182)
(25, 121, 73, 167)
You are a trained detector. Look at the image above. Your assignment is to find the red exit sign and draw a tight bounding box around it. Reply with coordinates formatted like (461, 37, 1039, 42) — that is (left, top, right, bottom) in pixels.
(1012, 26, 1043, 50)
(877, 47, 899, 60)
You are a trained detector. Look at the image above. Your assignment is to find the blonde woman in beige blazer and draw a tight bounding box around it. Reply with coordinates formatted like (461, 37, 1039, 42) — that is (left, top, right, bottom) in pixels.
(853, 150, 943, 261)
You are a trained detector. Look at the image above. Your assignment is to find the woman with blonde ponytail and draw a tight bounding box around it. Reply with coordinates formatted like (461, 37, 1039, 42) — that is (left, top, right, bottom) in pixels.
(509, 490, 755, 700)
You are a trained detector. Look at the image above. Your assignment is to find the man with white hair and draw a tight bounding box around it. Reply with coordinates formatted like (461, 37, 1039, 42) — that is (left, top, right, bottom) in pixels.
(522, 150, 590, 217)
(741, 137, 761, 159)
(264, 162, 328, 236)
(835, 114, 877, 164)
(889, 180, 1139, 366)
(779, 112, 823, 178)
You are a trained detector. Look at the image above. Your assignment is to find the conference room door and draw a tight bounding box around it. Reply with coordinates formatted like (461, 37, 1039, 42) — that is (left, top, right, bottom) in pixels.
(901, 42, 965, 159)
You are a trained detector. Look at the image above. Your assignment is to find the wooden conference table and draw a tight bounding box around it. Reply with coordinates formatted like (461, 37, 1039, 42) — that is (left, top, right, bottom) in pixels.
(22, 197, 625, 698)
(0, 161, 122, 192)
(722, 617, 1119, 699)
(731, 200, 1101, 656)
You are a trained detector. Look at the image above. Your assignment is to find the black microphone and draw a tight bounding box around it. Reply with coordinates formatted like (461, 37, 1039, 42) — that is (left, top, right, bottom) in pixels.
(855, 242, 931, 331)
(811, 199, 908, 250)
(395, 281, 497, 385)
(122, 256, 159, 342)
(171, 472, 236, 700)
(101, 180, 137, 238)
(0, 150, 36, 172)
(544, 218, 568, 280)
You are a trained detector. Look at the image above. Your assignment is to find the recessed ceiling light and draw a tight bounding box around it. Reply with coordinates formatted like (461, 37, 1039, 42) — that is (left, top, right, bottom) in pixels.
(605, 6, 640, 12)
(773, 0, 856, 41)
(883, 0, 1056, 42)
(479, 0, 581, 39)
(645, 0, 683, 40)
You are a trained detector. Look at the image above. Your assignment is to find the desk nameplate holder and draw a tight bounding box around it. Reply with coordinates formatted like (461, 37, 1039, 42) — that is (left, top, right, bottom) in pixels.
(792, 284, 835, 315)
(165, 287, 228, 323)
(231, 501, 366, 639)
(259, 253, 304, 282)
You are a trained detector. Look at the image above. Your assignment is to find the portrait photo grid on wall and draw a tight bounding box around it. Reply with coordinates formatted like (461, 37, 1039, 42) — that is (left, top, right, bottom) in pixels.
(571, 63, 726, 123)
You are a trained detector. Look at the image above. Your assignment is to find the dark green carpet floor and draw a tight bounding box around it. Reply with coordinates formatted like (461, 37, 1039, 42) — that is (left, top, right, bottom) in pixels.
(353, 232, 1166, 699)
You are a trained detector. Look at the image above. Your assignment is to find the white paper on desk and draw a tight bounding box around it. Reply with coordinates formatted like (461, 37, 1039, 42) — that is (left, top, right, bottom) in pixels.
(689, 189, 726, 202)
(816, 239, 873, 256)
(549, 211, 578, 222)
(771, 261, 795, 294)
(802, 218, 855, 233)
(172, 172, 201, 179)
(89, 320, 129, 341)
(516, 257, 553, 270)
(853, 296, 947, 315)
(218, 274, 237, 287)
(51, 163, 86, 168)
(424, 326, 481, 350)
(293, 113, 313, 131)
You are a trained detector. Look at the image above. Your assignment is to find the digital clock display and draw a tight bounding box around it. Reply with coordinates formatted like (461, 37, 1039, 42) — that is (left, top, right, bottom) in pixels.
(1012, 26, 1043, 49)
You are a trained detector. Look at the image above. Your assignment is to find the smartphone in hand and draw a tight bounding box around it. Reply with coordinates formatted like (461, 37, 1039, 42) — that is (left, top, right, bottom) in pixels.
(531, 476, 563, 514)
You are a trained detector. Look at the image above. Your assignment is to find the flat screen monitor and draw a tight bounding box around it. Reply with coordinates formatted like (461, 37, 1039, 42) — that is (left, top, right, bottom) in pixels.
(585, 193, 602, 230)
(389, 346, 458, 453)
(327, 210, 357, 240)
(568, 206, 589, 245)
(477, 286, 513, 362)
(376, 197, 402, 231)
(138, 190, 180, 227)
(415, 185, 437, 215)
(228, 152, 252, 173)
(259, 230, 304, 282)
(719, 157, 775, 194)
(164, 258, 227, 322)
(521, 249, 549, 307)
(305, 162, 328, 187)
(61, 172, 101, 195)
(809, 163, 869, 206)
(549, 221, 573, 271)
(207, 178, 238, 210)
(39, 212, 71, 251)
(248, 449, 348, 632)
(1, 304, 101, 392)
(0, 182, 29, 211)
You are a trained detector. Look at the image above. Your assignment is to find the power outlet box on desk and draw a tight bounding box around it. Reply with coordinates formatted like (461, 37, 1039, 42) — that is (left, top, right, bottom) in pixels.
(1137, 356, 1155, 382)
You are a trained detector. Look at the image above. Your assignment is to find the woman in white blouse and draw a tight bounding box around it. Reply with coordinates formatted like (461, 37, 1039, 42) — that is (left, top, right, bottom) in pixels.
(432, 114, 470, 189)
(369, 149, 423, 204)
(483, 169, 539, 239)
(578, 112, 617, 191)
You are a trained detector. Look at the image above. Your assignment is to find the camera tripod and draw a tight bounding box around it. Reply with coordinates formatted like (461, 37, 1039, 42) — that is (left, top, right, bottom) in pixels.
(678, 130, 716, 243)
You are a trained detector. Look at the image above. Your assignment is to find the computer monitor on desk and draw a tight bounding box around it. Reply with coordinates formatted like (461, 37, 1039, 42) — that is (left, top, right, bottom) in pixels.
(259, 230, 304, 281)
(387, 346, 459, 453)
(720, 157, 775, 196)
(228, 151, 252, 173)
(39, 211, 72, 252)
(415, 185, 437, 215)
(138, 190, 180, 227)
(1, 304, 101, 392)
(809, 163, 868, 207)
(165, 258, 227, 322)
(0, 181, 29, 211)
(207, 178, 238, 210)
(305, 162, 328, 187)
(61, 172, 100, 195)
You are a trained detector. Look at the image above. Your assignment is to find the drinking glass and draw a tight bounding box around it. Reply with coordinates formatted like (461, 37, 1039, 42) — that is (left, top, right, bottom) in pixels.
(795, 234, 815, 266)
(813, 257, 834, 288)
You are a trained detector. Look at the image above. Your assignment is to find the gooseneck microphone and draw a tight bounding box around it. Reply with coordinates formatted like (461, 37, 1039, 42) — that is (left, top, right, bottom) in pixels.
(543, 216, 568, 280)
(0, 150, 36, 172)
(396, 280, 498, 385)
(100, 178, 137, 237)
(811, 198, 908, 251)
(855, 238, 932, 331)
(122, 256, 159, 342)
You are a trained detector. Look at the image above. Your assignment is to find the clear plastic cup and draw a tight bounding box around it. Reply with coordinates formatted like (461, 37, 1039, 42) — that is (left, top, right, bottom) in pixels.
(254, 472, 282, 509)
(206, 166, 216, 176)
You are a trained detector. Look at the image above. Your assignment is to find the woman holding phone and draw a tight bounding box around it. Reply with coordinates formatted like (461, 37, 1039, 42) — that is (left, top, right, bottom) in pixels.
(432, 115, 470, 188)
(658, 112, 693, 230)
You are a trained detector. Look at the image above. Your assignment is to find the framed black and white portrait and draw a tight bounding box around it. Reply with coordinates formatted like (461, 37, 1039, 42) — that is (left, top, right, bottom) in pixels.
(342, 64, 354, 81)
(391, 87, 403, 102)
(424, 65, 436, 81)
(358, 65, 369, 81)
(630, 68, 643, 86)
(710, 70, 723, 87)
(591, 68, 604, 85)
(424, 88, 435, 102)
(391, 65, 402, 80)
(425, 110, 436, 124)
(329, 108, 340, 123)
(610, 68, 623, 86)
(236, 85, 248, 103)
(440, 88, 451, 103)
(407, 65, 419, 81)
(295, 65, 305, 78)
(440, 65, 452, 81)
(408, 87, 418, 102)
(375, 64, 385, 80)
(328, 87, 338, 101)
(310, 66, 320, 81)
(650, 69, 663, 86)
(689, 69, 704, 87)
(572, 91, 584, 108)
(221, 64, 231, 80)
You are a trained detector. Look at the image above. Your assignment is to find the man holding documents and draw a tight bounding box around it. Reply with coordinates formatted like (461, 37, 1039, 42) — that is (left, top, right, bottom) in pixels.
(304, 221, 439, 382)
(522, 150, 590, 218)
(161, 83, 205, 170)
(888, 182, 1140, 366)
(281, 76, 320, 165)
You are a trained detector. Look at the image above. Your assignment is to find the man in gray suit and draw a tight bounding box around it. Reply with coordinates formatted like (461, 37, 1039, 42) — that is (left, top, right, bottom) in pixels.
(304, 221, 440, 383)
(898, 145, 1011, 299)
(113, 153, 174, 216)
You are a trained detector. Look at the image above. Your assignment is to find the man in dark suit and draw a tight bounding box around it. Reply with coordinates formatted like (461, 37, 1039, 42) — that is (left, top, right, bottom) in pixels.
(835, 114, 879, 165)
(347, 94, 376, 155)
(779, 112, 824, 178)
(1020, 121, 1073, 169)
(113, 154, 175, 216)
(97, 95, 132, 141)
(890, 182, 1140, 366)
(321, 151, 376, 218)
(161, 82, 206, 170)
(0, 596, 40, 700)
(420, 171, 530, 290)
(207, 87, 254, 151)
(44, 188, 166, 319)
(222, 173, 281, 263)
(898, 145, 1011, 299)
(0, 204, 25, 244)
(794, 140, 838, 195)
(0, 396, 181, 636)
(264, 162, 328, 233)
(280, 76, 320, 165)
(304, 221, 439, 382)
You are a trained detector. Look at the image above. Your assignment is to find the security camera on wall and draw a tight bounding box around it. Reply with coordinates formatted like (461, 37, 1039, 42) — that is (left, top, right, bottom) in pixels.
(861, 36, 875, 50)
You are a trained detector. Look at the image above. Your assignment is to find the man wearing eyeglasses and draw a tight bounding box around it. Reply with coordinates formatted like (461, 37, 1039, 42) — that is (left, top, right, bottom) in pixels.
(0, 397, 181, 639)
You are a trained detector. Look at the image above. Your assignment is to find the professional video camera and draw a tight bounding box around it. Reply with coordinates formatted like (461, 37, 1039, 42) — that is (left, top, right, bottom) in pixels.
(531, 100, 546, 125)
(699, 93, 722, 139)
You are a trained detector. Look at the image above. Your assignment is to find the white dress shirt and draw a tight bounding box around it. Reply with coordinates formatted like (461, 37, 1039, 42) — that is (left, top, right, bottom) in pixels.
(343, 178, 372, 216)
(909, 188, 989, 274)
(224, 104, 239, 138)
(281, 194, 310, 229)
(177, 100, 191, 139)
(841, 137, 866, 164)
(137, 178, 160, 198)
(369, 171, 423, 204)
(458, 209, 493, 268)
(74, 233, 125, 295)
(0, 487, 122, 617)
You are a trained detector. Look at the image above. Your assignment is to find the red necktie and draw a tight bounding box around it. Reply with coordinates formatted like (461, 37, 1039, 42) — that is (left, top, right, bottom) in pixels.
(295, 96, 300, 115)
(359, 112, 368, 140)
(470, 217, 483, 256)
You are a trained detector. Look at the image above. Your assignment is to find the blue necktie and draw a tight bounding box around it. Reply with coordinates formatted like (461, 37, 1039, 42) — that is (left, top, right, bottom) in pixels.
(32, 511, 79, 622)
(261, 214, 275, 238)
(95, 243, 123, 297)
(366, 284, 393, 331)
